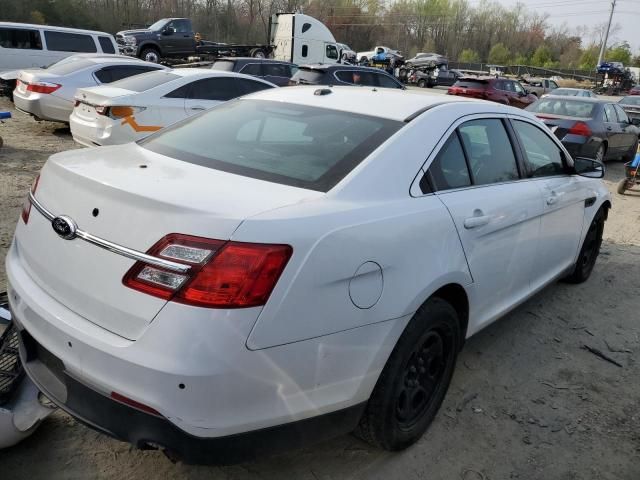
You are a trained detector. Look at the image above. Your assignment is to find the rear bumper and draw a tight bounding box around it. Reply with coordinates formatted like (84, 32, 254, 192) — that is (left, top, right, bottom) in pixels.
(560, 136, 600, 160)
(13, 93, 71, 123)
(17, 327, 364, 464)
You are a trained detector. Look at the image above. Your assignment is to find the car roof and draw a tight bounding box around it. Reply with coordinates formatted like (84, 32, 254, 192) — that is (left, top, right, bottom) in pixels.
(0, 21, 111, 36)
(298, 64, 394, 74)
(554, 87, 587, 91)
(214, 57, 294, 64)
(170, 68, 268, 77)
(541, 95, 604, 103)
(244, 85, 518, 122)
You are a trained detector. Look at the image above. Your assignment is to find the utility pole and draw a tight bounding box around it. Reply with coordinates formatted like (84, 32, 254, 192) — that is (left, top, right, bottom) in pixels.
(597, 0, 617, 67)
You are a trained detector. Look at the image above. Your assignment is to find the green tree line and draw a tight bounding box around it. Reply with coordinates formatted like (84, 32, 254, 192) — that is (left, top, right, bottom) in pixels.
(1, 0, 639, 69)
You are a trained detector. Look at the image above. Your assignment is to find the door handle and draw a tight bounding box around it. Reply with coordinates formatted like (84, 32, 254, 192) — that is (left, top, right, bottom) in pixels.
(546, 193, 558, 205)
(190, 106, 205, 111)
(606, 126, 612, 131)
(463, 210, 491, 229)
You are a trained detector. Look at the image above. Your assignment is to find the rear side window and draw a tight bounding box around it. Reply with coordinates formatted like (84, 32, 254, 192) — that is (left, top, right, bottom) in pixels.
(95, 65, 161, 83)
(290, 69, 324, 85)
(512, 120, 565, 178)
(613, 104, 630, 123)
(453, 80, 487, 89)
(211, 60, 235, 72)
(44, 31, 97, 53)
(141, 100, 403, 192)
(604, 104, 617, 122)
(335, 70, 377, 86)
(189, 77, 238, 101)
(239, 64, 262, 76)
(458, 119, 519, 185)
(427, 133, 471, 191)
(0, 27, 42, 50)
(109, 71, 179, 92)
(98, 36, 115, 53)
(164, 84, 191, 99)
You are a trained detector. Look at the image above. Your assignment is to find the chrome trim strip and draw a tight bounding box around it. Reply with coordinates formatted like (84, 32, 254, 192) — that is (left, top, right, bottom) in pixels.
(28, 192, 191, 274)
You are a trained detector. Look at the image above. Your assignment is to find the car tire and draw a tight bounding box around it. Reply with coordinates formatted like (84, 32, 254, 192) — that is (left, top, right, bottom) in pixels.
(595, 143, 606, 163)
(140, 47, 160, 63)
(417, 79, 426, 88)
(354, 297, 460, 451)
(564, 208, 606, 284)
(617, 179, 628, 195)
(621, 138, 638, 162)
(249, 48, 266, 58)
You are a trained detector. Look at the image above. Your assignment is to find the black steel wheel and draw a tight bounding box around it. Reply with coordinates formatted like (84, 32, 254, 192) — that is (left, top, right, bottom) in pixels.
(354, 297, 460, 450)
(564, 208, 605, 283)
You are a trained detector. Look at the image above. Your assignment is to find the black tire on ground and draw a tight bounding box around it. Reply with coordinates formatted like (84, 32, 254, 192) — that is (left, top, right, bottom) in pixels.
(417, 79, 426, 88)
(354, 297, 461, 451)
(622, 138, 639, 162)
(140, 47, 160, 63)
(249, 48, 266, 58)
(617, 179, 628, 195)
(0, 136, 3, 149)
(563, 208, 606, 284)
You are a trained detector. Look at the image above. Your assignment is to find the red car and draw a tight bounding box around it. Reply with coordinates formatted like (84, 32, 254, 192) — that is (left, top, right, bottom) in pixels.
(447, 77, 538, 108)
(629, 85, 640, 96)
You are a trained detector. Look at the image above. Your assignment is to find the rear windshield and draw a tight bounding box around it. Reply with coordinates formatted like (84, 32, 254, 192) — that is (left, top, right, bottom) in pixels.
(211, 60, 235, 72)
(452, 79, 487, 89)
(141, 99, 403, 192)
(527, 98, 596, 118)
(551, 88, 580, 96)
(109, 71, 179, 92)
(290, 69, 325, 85)
(46, 59, 95, 75)
(620, 96, 640, 106)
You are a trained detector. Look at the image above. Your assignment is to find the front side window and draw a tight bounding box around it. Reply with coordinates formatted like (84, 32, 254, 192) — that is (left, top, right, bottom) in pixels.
(549, 81, 559, 89)
(512, 120, 565, 178)
(141, 100, 403, 192)
(426, 133, 471, 192)
(0, 27, 42, 49)
(376, 73, 402, 89)
(44, 31, 97, 53)
(98, 36, 115, 53)
(263, 64, 291, 78)
(168, 20, 191, 33)
(513, 82, 525, 94)
(335, 70, 377, 86)
(326, 45, 338, 60)
(458, 119, 519, 185)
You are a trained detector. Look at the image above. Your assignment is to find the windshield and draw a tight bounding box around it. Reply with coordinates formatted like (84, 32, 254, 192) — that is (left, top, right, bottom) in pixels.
(527, 98, 596, 118)
(109, 71, 179, 92)
(620, 96, 640, 106)
(141, 99, 403, 192)
(148, 19, 169, 31)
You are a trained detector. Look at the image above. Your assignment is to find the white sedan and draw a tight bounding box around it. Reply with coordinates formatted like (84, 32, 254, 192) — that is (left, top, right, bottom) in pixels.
(69, 69, 276, 147)
(12, 55, 167, 123)
(8, 87, 610, 464)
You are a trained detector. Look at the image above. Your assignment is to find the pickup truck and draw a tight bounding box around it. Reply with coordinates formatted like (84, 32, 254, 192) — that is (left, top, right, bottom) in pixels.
(116, 18, 272, 62)
(519, 77, 559, 97)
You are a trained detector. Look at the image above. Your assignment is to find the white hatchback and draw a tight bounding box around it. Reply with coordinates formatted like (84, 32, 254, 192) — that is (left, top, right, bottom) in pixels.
(8, 87, 610, 464)
(69, 68, 276, 147)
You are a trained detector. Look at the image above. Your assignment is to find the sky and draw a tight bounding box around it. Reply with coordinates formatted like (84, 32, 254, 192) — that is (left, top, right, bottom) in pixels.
(483, 0, 640, 53)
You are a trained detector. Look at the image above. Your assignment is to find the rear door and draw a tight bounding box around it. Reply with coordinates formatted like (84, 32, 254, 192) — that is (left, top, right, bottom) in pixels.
(603, 103, 623, 152)
(182, 76, 272, 114)
(510, 118, 585, 287)
(428, 117, 542, 326)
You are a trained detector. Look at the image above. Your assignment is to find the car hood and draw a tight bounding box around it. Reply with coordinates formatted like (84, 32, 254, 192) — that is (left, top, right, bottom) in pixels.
(117, 29, 153, 37)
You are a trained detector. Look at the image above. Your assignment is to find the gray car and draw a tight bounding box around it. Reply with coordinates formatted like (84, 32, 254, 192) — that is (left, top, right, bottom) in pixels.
(12, 55, 167, 123)
(618, 95, 640, 121)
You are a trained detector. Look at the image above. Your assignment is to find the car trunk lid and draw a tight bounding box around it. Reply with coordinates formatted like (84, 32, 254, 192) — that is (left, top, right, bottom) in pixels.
(534, 114, 591, 139)
(16, 144, 320, 340)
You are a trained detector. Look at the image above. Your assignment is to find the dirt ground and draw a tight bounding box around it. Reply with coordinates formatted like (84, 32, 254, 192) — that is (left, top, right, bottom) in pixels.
(0, 96, 639, 479)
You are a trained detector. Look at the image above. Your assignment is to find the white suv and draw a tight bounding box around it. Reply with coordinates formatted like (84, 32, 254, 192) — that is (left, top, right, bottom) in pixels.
(7, 87, 610, 464)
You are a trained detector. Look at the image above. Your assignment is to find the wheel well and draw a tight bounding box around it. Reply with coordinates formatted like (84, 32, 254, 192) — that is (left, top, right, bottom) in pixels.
(139, 43, 161, 54)
(431, 284, 469, 344)
(601, 200, 612, 220)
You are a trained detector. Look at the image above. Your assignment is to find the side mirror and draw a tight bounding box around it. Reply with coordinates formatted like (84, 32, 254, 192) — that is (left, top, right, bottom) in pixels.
(631, 117, 640, 126)
(574, 157, 605, 178)
(163, 27, 175, 36)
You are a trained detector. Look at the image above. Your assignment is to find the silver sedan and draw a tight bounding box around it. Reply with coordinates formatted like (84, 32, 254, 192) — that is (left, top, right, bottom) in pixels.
(13, 55, 167, 123)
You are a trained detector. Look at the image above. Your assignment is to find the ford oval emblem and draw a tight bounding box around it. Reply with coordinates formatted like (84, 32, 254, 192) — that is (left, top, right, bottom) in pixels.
(51, 216, 78, 240)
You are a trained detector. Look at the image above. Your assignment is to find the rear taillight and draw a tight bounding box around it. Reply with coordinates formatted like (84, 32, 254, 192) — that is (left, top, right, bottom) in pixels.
(21, 174, 40, 224)
(123, 234, 292, 308)
(25, 82, 61, 94)
(567, 121, 592, 137)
